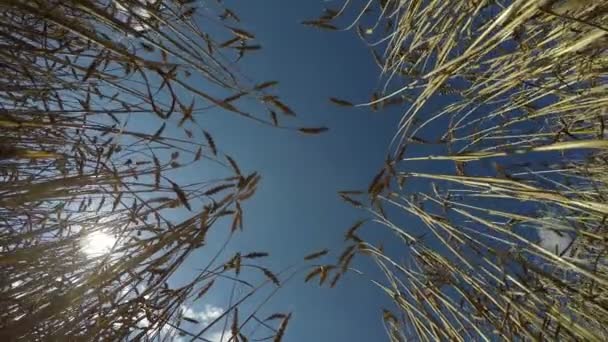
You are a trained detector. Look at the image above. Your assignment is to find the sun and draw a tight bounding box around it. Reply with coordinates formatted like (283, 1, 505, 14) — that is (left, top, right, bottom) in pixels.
(81, 231, 117, 257)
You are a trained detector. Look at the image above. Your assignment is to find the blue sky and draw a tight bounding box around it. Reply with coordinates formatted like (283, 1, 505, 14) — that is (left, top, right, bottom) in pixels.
(112, 1, 578, 339)
(5, 1, 595, 341)
(118, 1, 582, 340)
(165, 0, 405, 340)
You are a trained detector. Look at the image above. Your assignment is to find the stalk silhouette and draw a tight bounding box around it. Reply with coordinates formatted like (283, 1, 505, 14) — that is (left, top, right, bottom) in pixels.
(315, 1, 608, 340)
(0, 0, 301, 340)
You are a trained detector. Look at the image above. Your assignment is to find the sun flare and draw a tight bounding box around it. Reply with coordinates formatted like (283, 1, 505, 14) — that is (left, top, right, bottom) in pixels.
(81, 231, 117, 257)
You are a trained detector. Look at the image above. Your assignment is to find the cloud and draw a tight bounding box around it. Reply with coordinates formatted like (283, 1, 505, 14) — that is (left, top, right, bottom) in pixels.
(178, 305, 231, 342)
(114, 0, 154, 32)
(181, 304, 224, 326)
(130, 304, 225, 342)
(207, 331, 232, 342)
(537, 228, 572, 255)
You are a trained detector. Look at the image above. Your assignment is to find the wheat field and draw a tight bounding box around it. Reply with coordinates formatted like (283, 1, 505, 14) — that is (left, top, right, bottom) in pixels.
(312, 0, 608, 341)
(1, 0, 607, 341)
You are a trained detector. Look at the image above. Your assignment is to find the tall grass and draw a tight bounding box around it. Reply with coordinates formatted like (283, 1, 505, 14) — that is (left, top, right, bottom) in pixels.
(316, 0, 608, 340)
(0, 0, 305, 340)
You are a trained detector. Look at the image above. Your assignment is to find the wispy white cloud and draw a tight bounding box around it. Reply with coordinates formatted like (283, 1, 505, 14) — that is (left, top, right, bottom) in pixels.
(182, 304, 224, 326)
(537, 228, 572, 255)
(129, 303, 225, 342)
(206, 331, 233, 342)
(169, 304, 226, 342)
(114, 0, 154, 32)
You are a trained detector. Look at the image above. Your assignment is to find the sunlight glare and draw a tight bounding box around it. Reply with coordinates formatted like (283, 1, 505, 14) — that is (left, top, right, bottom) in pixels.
(81, 231, 117, 257)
